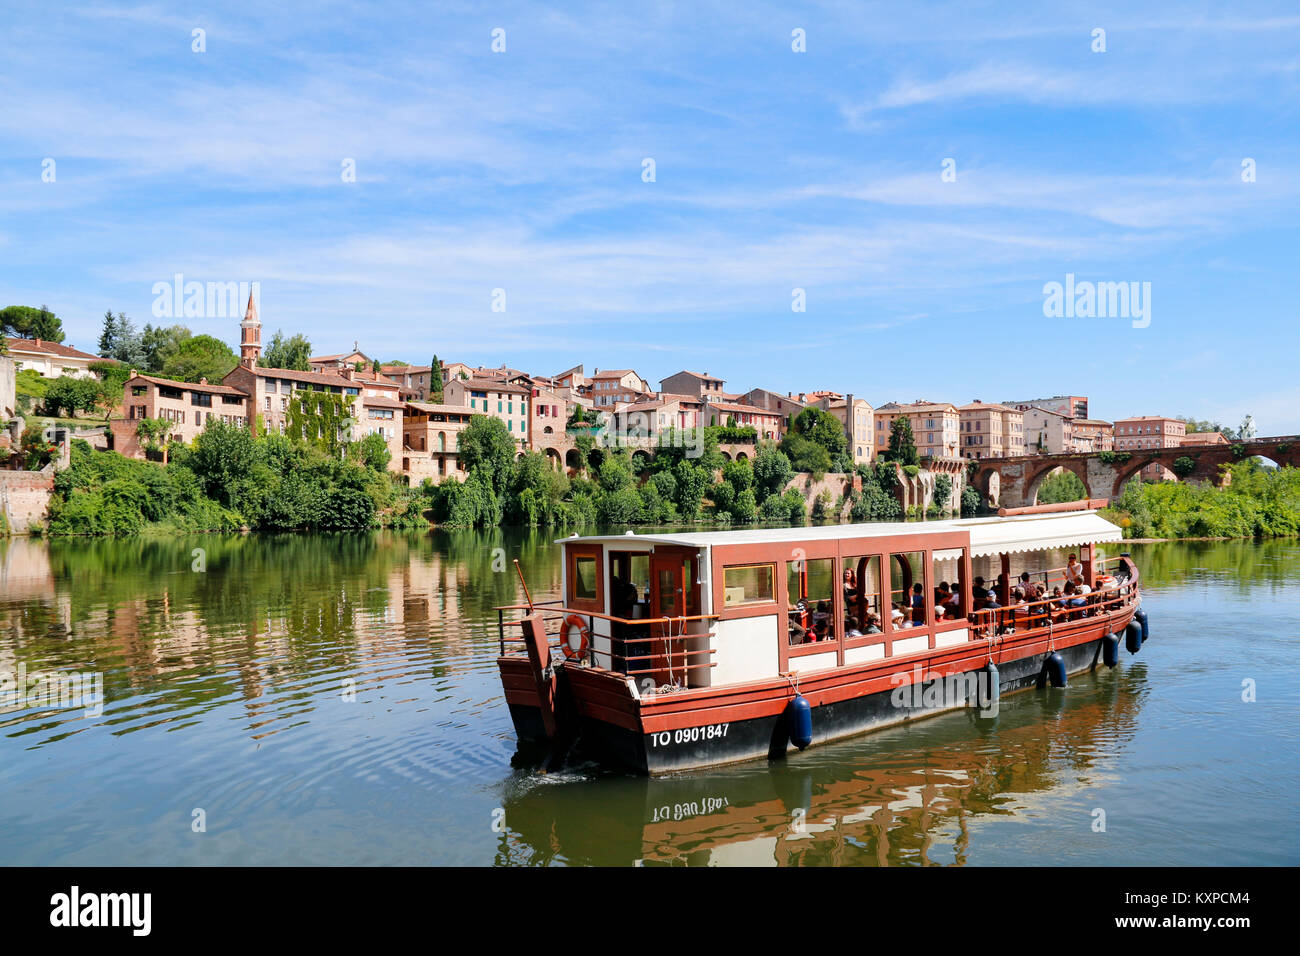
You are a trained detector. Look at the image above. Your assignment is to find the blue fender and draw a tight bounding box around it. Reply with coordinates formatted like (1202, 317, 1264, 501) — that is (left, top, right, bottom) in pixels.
(1125, 621, 1142, 655)
(1102, 633, 1120, 668)
(787, 695, 812, 750)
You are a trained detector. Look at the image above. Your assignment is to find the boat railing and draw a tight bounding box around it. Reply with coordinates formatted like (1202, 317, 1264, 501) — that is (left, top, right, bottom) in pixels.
(967, 572, 1137, 640)
(494, 603, 722, 677)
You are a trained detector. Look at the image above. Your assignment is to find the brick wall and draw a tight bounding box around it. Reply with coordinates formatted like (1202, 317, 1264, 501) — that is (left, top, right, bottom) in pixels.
(0, 468, 55, 535)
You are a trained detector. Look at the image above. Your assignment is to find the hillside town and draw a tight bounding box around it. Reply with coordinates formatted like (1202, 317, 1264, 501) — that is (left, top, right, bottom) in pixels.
(1, 293, 1233, 491)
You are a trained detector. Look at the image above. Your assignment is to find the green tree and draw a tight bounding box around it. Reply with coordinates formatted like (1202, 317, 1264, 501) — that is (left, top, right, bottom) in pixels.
(260, 330, 312, 370)
(783, 407, 847, 461)
(139, 324, 190, 373)
(884, 417, 920, 466)
(1, 304, 65, 342)
(458, 415, 516, 494)
(159, 334, 238, 383)
(429, 354, 444, 402)
(753, 442, 793, 498)
(42, 375, 101, 417)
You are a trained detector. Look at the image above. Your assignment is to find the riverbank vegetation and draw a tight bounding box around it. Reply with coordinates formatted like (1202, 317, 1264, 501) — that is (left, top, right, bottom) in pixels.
(47, 424, 426, 535)
(1102, 461, 1300, 539)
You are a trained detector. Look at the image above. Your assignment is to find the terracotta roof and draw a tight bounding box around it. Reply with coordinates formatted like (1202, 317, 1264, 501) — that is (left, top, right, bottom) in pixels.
(361, 395, 406, 410)
(589, 369, 638, 380)
(6, 338, 109, 362)
(957, 401, 1017, 413)
(406, 402, 476, 416)
(662, 370, 724, 383)
(711, 401, 779, 416)
(229, 365, 357, 389)
(456, 377, 529, 395)
(127, 373, 247, 397)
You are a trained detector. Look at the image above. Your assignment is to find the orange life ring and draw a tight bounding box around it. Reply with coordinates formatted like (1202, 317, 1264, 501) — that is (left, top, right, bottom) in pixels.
(560, 614, 591, 661)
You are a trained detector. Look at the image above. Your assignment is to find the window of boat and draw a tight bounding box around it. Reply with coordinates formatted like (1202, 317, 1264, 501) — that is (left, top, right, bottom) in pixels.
(931, 548, 967, 623)
(567, 545, 603, 611)
(787, 557, 835, 645)
(722, 564, 775, 607)
(843, 554, 883, 636)
(890, 550, 928, 628)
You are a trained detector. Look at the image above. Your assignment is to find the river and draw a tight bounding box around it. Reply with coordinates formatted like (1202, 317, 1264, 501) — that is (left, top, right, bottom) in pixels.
(1, 530, 1296, 866)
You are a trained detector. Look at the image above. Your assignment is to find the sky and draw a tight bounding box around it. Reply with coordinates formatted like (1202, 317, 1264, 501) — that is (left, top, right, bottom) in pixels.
(2, 1, 1298, 431)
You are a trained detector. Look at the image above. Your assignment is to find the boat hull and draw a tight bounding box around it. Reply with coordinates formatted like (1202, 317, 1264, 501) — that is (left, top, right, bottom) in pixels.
(576, 636, 1108, 774)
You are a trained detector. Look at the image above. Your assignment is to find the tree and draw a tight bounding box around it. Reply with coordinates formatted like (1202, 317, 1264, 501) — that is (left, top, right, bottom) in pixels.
(884, 417, 920, 466)
(753, 442, 793, 498)
(353, 431, 391, 472)
(43, 376, 101, 418)
(262, 330, 312, 371)
(786, 407, 847, 459)
(158, 334, 238, 383)
(97, 310, 120, 356)
(139, 324, 190, 373)
(458, 415, 516, 494)
(779, 433, 832, 475)
(429, 354, 444, 402)
(2, 304, 65, 342)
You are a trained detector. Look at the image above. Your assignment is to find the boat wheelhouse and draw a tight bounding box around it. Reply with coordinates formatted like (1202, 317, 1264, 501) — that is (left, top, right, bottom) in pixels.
(497, 505, 1146, 775)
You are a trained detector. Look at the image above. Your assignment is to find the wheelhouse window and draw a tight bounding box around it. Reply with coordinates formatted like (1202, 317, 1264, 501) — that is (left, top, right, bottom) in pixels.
(843, 554, 883, 637)
(566, 545, 604, 611)
(787, 557, 835, 645)
(890, 551, 928, 628)
(722, 564, 775, 607)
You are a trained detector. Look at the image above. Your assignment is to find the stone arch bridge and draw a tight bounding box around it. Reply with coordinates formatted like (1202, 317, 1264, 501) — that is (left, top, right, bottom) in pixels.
(972, 437, 1300, 509)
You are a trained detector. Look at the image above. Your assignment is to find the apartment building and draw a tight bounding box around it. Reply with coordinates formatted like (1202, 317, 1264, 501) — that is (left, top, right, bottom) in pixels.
(1004, 394, 1089, 420)
(402, 402, 474, 483)
(380, 364, 434, 401)
(874, 401, 961, 459)
(588, 369, 651, 407)
(658, 370, 726, 402)
(111, 373, 250, 459)
(443, 377, 530, 449)
(710, 399, 785, 442)
(957, 401, 1025, 459)
(739, 388, 806, 437)
(1115, 415, 1187, 481)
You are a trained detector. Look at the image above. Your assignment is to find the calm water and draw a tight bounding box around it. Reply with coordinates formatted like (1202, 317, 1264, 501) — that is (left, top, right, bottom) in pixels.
(1, 531, 1297, 866)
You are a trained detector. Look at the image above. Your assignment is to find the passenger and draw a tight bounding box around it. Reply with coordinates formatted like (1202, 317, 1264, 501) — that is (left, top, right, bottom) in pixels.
(1065, 554, 1084, 587)
(845, 615, 863, 638)
(942, 586, 961, 619)
(911, 583, 926, 625)
(1019, 572, 1040, 601)
(864, 613, 882, 634)
(891, 606, 907, 629)
(843, 568, 858, 608)
(972, 576, 990, 606)
(788, 620, 806, 645)
(812, 599, 831, 634)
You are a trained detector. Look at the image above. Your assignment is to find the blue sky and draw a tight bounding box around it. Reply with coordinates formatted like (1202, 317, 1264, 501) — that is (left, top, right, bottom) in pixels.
(2, 2, 1298, 431)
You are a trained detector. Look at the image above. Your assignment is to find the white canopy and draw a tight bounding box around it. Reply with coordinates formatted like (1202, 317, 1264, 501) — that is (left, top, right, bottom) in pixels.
(558, 510, 1124, 557)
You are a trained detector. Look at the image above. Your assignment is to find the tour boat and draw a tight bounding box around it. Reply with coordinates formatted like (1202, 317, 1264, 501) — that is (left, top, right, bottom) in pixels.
(495, 501, 1148, 775)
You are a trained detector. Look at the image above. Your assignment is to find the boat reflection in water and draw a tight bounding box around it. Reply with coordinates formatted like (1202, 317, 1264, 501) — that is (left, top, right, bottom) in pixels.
(494, 661, 1148, 866)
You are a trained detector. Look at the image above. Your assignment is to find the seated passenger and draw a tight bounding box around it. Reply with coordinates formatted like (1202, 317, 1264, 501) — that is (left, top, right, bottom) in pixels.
(845, 615, 863, 638)
(910, 583, 926, 625)
(864, 613, 882, 634)
(891, 606, 908, 628)
(972, 576, 990, 606)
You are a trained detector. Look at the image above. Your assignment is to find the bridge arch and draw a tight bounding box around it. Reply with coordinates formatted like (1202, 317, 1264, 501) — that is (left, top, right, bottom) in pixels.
(1024, 459, 1092, 506)
(544, 447, 562, 470)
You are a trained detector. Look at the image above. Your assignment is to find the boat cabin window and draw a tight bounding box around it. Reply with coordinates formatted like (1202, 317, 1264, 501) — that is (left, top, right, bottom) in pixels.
(566, 545, 604, 611)
(787, 557, 836, 645)
(843, 554, 883, 636)
(931, 548, 967, 623)
(722, 563, 775, 607)
(890, 550, 928, 627)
